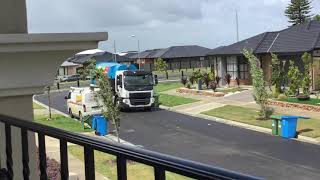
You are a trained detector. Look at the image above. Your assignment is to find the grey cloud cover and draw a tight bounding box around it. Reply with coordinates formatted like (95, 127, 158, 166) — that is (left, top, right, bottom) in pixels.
(26, 0, 320, 52)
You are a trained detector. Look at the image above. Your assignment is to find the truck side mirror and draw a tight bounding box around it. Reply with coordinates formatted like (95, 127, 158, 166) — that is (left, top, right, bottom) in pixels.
(64, 92, 71, 99)
(154, 75, 158, 85)
(116, 76, 122, 88)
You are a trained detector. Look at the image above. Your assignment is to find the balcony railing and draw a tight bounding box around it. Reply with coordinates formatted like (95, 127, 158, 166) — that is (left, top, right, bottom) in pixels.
(0, 114, 261, 180)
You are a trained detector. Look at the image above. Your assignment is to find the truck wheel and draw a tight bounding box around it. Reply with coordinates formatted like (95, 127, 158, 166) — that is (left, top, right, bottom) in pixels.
(69, 109, 74, 118)
(144, 107, 152, 111)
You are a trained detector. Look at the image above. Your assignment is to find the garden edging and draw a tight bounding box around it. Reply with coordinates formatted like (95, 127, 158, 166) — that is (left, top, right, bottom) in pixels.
(268, 99, 320, 112)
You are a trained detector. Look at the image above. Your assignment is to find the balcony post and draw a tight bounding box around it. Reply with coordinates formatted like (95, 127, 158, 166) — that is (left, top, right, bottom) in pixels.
(0, 1, 107, 179)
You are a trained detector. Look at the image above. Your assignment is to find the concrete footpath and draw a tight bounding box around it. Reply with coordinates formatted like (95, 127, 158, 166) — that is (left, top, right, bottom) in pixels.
(34, 109, 109, 180)
(162, 89, 320, 144)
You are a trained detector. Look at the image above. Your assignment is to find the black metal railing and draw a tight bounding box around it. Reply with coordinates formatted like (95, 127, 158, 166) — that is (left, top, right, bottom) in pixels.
(0, 114, 261, 180)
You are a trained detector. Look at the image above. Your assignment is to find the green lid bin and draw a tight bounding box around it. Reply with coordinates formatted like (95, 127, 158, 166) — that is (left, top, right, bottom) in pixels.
(271, 116, 282, 136)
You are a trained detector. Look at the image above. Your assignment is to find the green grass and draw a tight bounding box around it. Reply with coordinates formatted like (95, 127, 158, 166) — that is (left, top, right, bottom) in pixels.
(33, 102, 44, 109)
(155, 82, 182, 92)
(159, 94, 198, 107)
(68, 145, 193, 180)
(34, 114, 92, 133)
(202, 105, 320, 138)
(279, 98, 320, 106)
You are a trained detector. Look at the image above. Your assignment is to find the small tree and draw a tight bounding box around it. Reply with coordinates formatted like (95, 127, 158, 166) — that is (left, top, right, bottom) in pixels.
(78, 59, 96, 80)
(285, 0, 312, 26)
(270, 53, 283, 95)
(301, 52, 312, 95)
(203, 73, 211, 89)
(181, 76, 188, 87)
(224, 74, 232, 87)
(154, 58, 168, 79)
(235, 77, 240, 88)
(215, 76, 221, 87)
(243, 49, 271, 120)
(287, 61, 302, 96)
(95, 68, 121, 143)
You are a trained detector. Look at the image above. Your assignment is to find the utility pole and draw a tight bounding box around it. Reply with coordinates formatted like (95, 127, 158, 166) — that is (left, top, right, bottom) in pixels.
(236, 10, 239, 42)
(138, 39, 141, 69)
(113, 40, 117, 62)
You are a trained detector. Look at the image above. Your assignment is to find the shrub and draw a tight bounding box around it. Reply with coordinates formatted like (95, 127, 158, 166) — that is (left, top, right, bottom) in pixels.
(297, 94, 310, 101)
(189, 74, 196, 85)
(203, 73, 210, 89)
(273, 91, 280, 99)
(186, 82, 192, 89)
(277, 94, 288, 100)
(181, 76, 188, 87)
(235, 77, 240, 87)
(215, 76, 221, 86)
(209, 81, 217, 92)
(224, 74, 232, 87)
(287, 61, 302, 96)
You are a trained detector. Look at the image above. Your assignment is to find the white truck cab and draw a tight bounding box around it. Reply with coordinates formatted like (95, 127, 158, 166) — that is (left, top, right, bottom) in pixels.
(114, 70, 156, 110)
(65, 87, 101, 120)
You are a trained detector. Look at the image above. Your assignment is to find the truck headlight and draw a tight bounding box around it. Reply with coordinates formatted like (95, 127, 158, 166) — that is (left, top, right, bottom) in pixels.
(123, 99, 130, 104)
(151, 98, 155, 103)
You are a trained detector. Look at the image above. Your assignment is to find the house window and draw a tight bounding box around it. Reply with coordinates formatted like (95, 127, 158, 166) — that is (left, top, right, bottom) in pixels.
(226, 58, 238, 79)
(237, 57, 249, 79)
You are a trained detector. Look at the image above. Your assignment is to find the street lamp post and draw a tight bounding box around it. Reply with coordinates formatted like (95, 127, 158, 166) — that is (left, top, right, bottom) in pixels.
(131, 35, 141, 69)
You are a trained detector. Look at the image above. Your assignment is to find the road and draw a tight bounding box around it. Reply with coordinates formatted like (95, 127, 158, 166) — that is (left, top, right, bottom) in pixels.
(35, 90, 320, 180)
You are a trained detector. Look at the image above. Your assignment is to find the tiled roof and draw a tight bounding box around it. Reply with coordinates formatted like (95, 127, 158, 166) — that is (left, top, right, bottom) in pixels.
(207, 33, 267, 55)
(208, 20, 320, 56)
(131, 45, 211, 59)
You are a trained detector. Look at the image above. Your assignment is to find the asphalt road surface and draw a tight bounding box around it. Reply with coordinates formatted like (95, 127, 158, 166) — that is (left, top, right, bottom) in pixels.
(35, 90, 320, 180)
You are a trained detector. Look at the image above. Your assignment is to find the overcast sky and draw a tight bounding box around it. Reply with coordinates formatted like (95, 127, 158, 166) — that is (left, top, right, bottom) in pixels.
(26, 0, 320, 52)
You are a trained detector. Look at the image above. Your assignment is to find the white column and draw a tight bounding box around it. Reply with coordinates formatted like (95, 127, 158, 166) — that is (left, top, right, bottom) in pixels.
(0, 0, 28, 34)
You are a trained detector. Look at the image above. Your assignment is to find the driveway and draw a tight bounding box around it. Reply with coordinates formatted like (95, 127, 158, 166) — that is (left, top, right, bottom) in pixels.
(34, 90, 320, 180)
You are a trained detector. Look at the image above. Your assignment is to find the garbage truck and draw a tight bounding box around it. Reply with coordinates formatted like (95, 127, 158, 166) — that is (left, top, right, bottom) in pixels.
(92, 62, 158, 110)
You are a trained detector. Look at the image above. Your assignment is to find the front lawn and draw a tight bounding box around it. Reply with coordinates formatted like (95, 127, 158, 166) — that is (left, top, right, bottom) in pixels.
(159, 94, 198, 107)
(202, 105, 320, 138)
(33, 102, 45, 109)
(68, 145, 193, 180)
(34, 114, 92, 133)
(279, 97, 320, 106)
(155, 82, 182, 92)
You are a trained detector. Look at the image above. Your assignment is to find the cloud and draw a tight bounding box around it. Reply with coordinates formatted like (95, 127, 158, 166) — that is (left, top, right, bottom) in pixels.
(26, 0, 320, 52)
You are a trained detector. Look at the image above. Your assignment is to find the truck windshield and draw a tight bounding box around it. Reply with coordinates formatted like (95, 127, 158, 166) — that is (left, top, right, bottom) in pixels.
(124, 74, 153, 86)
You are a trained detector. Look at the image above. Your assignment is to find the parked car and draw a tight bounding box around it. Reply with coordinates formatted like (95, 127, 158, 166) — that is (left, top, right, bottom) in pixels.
(61, 74, 81, 82)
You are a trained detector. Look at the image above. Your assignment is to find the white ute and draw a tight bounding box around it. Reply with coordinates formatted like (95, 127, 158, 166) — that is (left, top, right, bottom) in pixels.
(65, 87, 101, 120)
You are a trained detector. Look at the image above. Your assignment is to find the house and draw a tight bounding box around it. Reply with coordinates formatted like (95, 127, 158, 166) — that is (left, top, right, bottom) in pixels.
(207, 20, 320, 89)
(67, 50, 131, 65)
(57, 61, 82, 77)
(130, 45, 212, 71)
